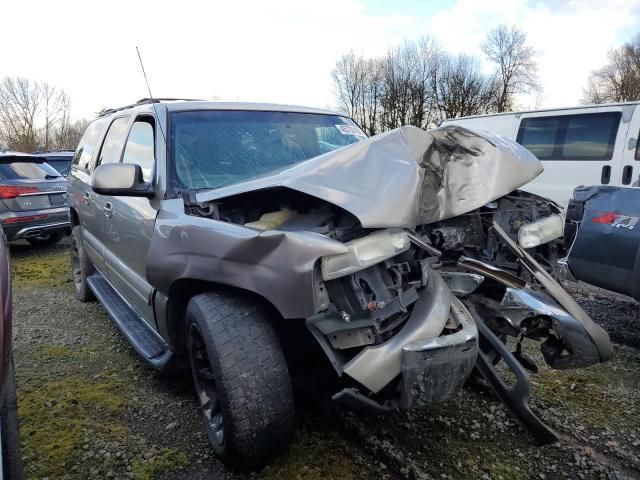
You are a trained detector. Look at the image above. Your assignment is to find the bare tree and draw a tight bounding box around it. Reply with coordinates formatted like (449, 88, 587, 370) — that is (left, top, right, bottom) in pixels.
(41, 83, 72, 150)
(360, 57, 384, 135)
(583, 34, 640, 104)
(331, 51, 368, 127)
(432, 54, 499, 121)
(380, 37, 441, 130)
(0, 77, 41, 152)
(413, 36, 441, 128)
(0, 76, 81, 152)
(53, 118, 88, 151)
(482, 25, 539, 112)
(332, 35, 503, 131)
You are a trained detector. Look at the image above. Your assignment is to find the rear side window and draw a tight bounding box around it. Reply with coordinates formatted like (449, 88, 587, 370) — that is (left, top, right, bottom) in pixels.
(97, 116, 130, 167)
(73, 118, 107, 170)
(517, 112, 621, 161)
(0, 162, 61, 180)
(122, 119, 155, 182)
(44, 156, 73, 176)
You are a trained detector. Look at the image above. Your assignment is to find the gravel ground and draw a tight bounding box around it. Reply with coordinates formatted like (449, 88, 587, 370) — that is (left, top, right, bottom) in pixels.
(10, 238, 640, 480)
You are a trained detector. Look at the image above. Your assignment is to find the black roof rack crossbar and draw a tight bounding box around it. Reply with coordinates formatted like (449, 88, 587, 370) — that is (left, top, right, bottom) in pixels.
(98, 98, 204, 117)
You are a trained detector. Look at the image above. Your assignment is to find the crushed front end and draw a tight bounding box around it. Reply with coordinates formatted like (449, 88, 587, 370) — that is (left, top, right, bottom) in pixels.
(306, 227, 479, 410)
(171, 123, 614, 443)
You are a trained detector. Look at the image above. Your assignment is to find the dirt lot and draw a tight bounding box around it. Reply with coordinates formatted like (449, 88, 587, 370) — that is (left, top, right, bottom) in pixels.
(11, 239, 640, 480)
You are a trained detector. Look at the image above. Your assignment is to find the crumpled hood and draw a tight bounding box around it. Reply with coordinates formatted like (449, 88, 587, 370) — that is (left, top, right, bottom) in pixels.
(195, 125, 543, 228)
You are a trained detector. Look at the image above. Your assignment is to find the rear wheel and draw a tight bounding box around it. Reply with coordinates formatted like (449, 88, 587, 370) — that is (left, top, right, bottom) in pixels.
(185, 291, 294, 471)
(25, 231, 64, 247)
(70, 226, 95, 302)
(1, 355, 24, 480)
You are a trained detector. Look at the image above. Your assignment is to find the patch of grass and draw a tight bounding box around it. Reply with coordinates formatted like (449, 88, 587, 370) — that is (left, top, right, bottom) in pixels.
(261, 427, 363, 480)
(525, 342, 640, 429)
(19, 376, 130, 479)
(406, 411, 533, 480)
(43, 345, 75, 358)
(130, 448, 188, 480)
(11, 244, 70, 288)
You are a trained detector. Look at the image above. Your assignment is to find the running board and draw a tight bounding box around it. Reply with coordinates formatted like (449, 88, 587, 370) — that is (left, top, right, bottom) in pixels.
(87, 273, 172, 369)
(472, 311, 559, 445)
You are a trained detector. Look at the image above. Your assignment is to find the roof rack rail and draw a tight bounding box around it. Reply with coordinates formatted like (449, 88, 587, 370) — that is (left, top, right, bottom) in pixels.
(136, 97, 204, 103)
(98, 97, 204, 117)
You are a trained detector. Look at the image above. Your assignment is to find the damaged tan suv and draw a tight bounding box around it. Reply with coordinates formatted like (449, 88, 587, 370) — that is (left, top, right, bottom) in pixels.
(68, 99, 612, 470)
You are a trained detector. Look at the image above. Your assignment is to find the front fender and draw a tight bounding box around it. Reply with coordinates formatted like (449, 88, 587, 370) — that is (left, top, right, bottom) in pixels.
(146, 199, 348, 319)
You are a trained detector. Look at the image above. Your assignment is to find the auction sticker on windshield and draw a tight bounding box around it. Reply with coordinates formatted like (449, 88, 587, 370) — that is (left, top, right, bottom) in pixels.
(335, 124, 366, 136)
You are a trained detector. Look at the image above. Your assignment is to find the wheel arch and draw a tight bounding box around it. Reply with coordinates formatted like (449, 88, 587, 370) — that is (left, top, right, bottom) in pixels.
(163, 278, 283, 354)
(69, 207, 80, 227)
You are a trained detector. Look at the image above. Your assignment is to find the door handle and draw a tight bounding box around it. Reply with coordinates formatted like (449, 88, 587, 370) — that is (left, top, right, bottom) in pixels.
(104, 202, 113, 218)
(622, 165, 633, 185)
(83, 192, 91, 204)
(600, 165, 611, 184)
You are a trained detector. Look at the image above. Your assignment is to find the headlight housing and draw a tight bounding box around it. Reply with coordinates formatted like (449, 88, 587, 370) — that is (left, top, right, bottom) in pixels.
(518, 214, 564, 249)
(321, 228, 410, 280)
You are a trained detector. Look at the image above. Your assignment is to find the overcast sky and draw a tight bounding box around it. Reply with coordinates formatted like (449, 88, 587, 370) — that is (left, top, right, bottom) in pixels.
(2, 0, 639, 120)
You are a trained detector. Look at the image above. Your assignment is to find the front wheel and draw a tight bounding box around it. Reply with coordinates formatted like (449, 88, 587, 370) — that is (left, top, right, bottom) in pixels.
(185, 291, 295, 471)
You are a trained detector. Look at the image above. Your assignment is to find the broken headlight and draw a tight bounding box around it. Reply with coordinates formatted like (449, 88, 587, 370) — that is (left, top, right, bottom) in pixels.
(321, 228, 410, 280)
(518, 214, 563, 249)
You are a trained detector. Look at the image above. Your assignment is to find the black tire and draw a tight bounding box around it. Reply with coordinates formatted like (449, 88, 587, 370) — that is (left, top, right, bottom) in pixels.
(70, 226, 95, 302)
(1, 355, 24, 480)
(185, 291, 295, 471)
(25, 231, 64, 247)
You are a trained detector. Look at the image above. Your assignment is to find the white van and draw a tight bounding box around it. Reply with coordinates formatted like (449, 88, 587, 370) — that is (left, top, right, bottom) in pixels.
(440, 102, 640, 208)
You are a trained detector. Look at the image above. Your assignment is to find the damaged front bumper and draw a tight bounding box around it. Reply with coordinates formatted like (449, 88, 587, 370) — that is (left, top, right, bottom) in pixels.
(326, 272, 479, 409)
(399, 295, 477, 408)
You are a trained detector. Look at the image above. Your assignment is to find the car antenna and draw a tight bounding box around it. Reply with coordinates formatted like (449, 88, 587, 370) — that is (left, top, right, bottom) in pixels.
(136, 46, 168, 147)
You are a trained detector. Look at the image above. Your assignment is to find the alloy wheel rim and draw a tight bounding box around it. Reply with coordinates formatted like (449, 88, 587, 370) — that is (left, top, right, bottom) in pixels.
(188, 323, 224, 447)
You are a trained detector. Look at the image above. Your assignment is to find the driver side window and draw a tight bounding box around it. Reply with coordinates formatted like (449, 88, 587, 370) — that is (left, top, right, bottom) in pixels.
(122, 119, 155, 182)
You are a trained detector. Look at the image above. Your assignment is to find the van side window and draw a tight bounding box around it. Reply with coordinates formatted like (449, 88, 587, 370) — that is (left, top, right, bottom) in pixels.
(517, 112, 621, 161)
(563, 114, 620, 159)
(122, 119, 155, 182)
(72, 118, 107, 171)
(516, 117, 560, 160)
(96, 116, 130, 167)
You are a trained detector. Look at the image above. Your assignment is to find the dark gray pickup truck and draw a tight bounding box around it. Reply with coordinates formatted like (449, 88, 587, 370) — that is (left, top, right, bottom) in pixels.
(68, 99, 612, 471)
(566, 185, 640, 299)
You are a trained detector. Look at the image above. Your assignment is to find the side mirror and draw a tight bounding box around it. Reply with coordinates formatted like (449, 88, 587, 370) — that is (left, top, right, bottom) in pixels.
(91, 163, 153, 197)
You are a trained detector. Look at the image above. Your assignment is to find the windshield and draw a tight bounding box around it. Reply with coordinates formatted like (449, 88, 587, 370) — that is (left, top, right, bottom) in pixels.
(170, 110, 365, 190)
(0, 161, 62, 180)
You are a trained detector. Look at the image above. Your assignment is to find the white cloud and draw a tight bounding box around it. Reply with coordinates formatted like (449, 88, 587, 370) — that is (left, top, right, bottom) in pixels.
(0, 0, 417, 119)
(1, 0, 638, 120)
(426, 0, 640, 108)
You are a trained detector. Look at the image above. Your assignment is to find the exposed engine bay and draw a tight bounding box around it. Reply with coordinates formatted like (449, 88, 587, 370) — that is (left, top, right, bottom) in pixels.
(417, 190, 563, 278)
